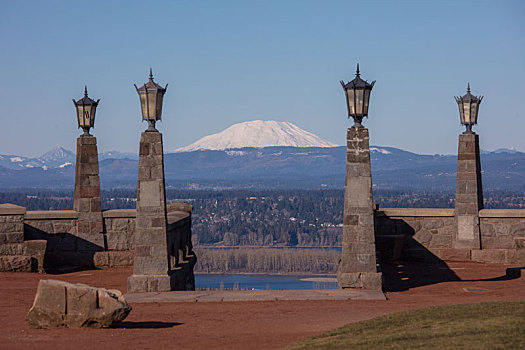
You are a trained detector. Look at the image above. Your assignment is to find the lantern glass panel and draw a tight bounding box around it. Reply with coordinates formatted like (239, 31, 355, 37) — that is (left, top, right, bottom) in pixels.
(463, 103, 471, 124)
(90, 105, 96, 127)
(78, 105, 89, 128)
(457, 102, 464, 124)
(139, 93, 149, 120)
(470, 102, 478, 124)
(155, 92, 164, 120)
(347, 89, 355, 115)
(147, 92, 158, 120)
(76, 105, 83, 127)
(355, 89, 364, 116)
(363, 89, 371, 115)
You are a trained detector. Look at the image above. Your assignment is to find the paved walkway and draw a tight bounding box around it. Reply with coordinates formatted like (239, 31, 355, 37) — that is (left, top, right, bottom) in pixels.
(124, 288, 386, 303)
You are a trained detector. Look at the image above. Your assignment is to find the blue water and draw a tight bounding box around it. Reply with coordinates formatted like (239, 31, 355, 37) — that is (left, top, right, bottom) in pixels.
(195, 274, 338, 290)
(198, 246, 342, 252)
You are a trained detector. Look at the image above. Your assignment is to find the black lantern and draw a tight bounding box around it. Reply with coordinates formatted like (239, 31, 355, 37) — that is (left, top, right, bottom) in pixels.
(455, 83, 483, 134)
(340, 64, 375, 128)
(134, 68, 168, 132)
(72, 86, 100, 136)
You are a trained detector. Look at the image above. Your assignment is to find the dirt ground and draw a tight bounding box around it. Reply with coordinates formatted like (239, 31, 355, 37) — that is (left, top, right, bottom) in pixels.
(1, 261, 524, 350)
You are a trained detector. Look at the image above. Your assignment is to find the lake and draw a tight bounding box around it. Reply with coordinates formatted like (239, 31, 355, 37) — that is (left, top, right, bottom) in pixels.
(195, 273, 338, 290)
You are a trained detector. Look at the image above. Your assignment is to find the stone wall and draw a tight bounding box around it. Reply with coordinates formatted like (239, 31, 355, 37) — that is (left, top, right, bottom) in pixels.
(14, 206, 193, 271)
(0, 204, 46, 272)
(376, 208, 525, 264)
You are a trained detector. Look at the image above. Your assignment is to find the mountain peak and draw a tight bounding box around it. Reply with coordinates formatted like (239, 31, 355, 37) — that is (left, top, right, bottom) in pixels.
(39, 146, 74, 160)
(174, 120, 338, 152)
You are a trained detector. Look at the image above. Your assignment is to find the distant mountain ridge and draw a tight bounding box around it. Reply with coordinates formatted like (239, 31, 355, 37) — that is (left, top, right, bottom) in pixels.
(0, 120, 523, 191)
(0, 145, 523, 191)
(174, 120, 338, 152)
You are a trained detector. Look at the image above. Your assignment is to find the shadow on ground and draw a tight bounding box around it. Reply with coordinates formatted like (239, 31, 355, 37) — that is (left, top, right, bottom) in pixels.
(117, 321, 183, 329)
(381, 261, 522, 292)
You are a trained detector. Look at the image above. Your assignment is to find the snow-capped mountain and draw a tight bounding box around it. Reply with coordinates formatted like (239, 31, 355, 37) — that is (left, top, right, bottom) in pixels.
(174, 120, 338, 152)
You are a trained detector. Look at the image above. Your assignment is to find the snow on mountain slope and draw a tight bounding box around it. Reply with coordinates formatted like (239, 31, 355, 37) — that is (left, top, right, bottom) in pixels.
(174, 120, 338, 152)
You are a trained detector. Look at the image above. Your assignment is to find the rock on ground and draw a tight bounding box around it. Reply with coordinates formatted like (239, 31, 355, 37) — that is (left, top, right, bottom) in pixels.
(26, 279, 131, 328)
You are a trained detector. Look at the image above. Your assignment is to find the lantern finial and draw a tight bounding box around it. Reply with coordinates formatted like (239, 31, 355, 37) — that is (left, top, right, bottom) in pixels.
(84, 85, 88, 97)
(149, 68, 154, 81)
(356, 63, 360, 77)
(467, 83, 471, 92)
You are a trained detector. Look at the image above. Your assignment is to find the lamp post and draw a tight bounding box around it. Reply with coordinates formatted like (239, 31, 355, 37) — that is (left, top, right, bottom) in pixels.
(73, 86, 99, 136)
(340, 64, 375, 128)
(337, 64, 382, 290)
(72, 87, 104, 248)
(455, 83, 483, 134)
(134, 68, 168, 132)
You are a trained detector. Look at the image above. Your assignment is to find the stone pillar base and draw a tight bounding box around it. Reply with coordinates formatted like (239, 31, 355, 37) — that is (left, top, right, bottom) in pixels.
(337, 271, 383, 290)
(127, 274, 172, 293)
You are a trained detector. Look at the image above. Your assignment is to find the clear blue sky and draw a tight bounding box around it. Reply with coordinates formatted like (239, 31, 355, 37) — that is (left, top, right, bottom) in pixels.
(1, 0, 523, 157)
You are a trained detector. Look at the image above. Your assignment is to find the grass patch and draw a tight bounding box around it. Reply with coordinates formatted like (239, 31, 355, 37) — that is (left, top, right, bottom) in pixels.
(288, 301, 525, 350)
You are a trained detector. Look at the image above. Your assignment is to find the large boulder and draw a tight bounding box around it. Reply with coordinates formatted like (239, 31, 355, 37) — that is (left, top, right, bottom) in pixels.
(26, 279, 132, 328)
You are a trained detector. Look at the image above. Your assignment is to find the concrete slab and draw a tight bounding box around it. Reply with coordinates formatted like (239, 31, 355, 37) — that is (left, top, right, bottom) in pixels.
(125, 289, 386, 303)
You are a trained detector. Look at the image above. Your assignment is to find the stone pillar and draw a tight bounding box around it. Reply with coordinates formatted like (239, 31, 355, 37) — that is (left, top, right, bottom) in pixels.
(454, 133, 483, 249)
(127, 131, 171, 292)
(337, 127, 382, 290)
(74, 135, 104, 249)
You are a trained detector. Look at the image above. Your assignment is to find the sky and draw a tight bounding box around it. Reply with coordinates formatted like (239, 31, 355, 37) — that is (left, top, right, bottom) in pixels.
(0, 0, 524, 157)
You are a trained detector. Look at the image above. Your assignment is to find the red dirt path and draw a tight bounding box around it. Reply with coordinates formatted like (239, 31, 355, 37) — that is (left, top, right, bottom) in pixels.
(1, 261, 524, 349)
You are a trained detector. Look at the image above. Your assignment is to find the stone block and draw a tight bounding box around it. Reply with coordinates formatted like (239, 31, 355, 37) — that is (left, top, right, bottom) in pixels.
(510, 223, 525, 236)
(75, 232, 104, 251)
(457, 215, 477, 241)
(0, 232, 24, 243)
(133, 256, 168, 275)
(134, 228, 166, 245)
(340, 253, 376, 272)
(150, 217, 166, 228)
(437, 248, 471, 262)
(429, 234, 452, 248)
(150, 245, 168, 258)
(471, 249, 506, 264)
(150, 165, 164, 179)
(106, 231, 131, 250)
(108, 251, 133, 267)
(78, 163, 99, 176)
(360, 272, 383, 290)
(89, 221, 104, 234)
(153, 142, 163, 155)
(138, 166, 150, 180)
(53, 221, 74, 234)
(0, 243, 25, 255)
(423, 219, 445, 230)
(93, 252, 109, 266)
(413, 229, 432, 245)
(337, 272, 361, 288)
(482, 236, 516, 249)
(26, 279, 131, 328)
(138, 181, 162, 207)
(127, 274, 171, 293)
(0, 222, 23, 234)
(134, 245, 151, 257)
(358, 214, 374, 226)
(90, 198, 101, 212)
(341, 242, 376, 255)
(139, 142, 149, 156)
(111, 218, 131, 232)
(0, 255, 32, 272)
